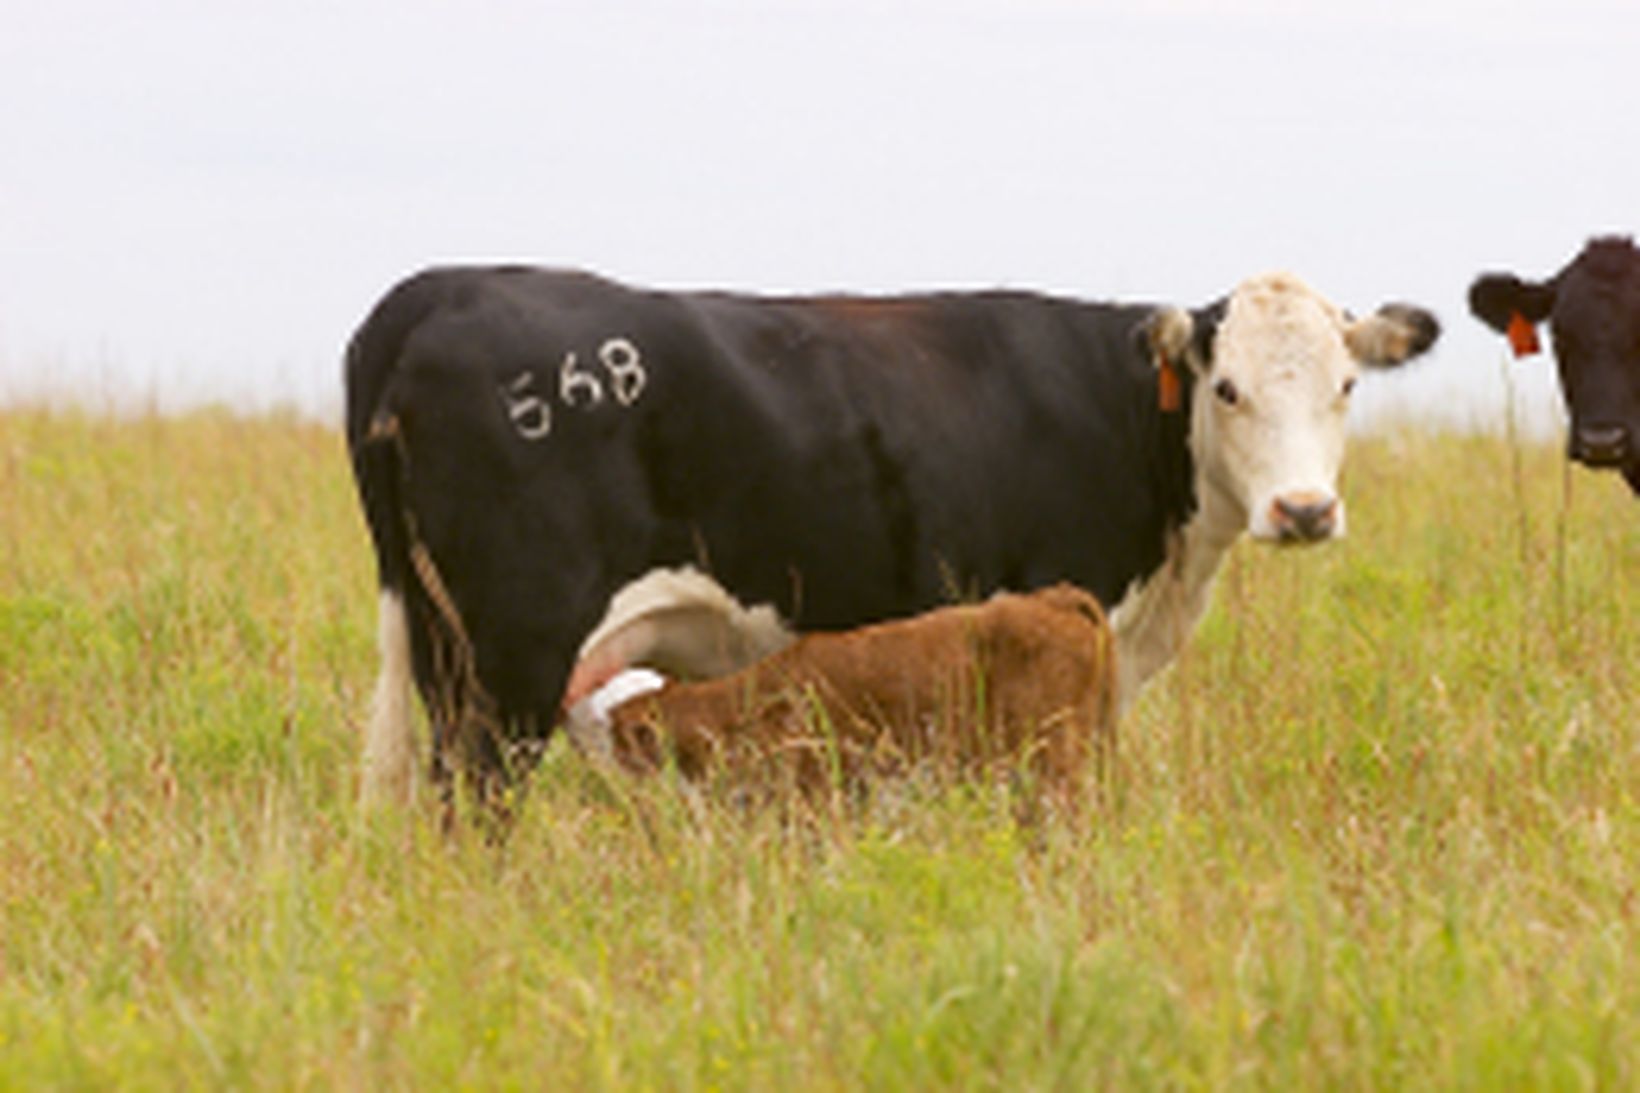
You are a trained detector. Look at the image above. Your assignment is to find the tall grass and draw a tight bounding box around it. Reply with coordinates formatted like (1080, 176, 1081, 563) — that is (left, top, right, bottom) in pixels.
(1, 408, 1634, 1088)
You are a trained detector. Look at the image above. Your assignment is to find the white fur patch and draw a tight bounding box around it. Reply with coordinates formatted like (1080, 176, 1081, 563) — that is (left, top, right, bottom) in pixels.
(591, 666, 668, 719)
(564, 667, 667, 763)
(1109, 483, 1244, 716)
(360, 590, 417, 810)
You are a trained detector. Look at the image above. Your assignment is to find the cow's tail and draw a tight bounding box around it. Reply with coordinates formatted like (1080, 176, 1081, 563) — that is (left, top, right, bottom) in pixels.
(346, 277, 443, 600)
(346, 274, 446, 809)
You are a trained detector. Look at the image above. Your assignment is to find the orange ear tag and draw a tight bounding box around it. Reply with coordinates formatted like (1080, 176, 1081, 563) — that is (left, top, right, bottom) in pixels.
(1158, 355, 1182, 412)
(1506, 311, 1541, 357)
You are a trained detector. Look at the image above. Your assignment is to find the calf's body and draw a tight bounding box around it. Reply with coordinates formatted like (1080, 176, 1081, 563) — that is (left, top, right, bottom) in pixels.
(589, 584, 1115, 802)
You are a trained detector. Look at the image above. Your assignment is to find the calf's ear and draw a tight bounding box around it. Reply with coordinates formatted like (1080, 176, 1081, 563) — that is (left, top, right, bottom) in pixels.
(1343, 303, 1441, 368)
(1468, 273, 1556, 357)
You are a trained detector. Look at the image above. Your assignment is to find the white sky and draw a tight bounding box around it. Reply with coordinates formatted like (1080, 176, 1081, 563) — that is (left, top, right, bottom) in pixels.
(1, 0, 1635, 434)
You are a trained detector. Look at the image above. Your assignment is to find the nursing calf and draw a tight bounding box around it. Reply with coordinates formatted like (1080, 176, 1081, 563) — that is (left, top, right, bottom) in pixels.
(576, 584, 1115, 805)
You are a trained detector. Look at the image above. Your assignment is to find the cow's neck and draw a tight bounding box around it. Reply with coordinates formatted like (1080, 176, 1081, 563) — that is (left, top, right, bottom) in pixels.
(1109, 469, 1243, 715)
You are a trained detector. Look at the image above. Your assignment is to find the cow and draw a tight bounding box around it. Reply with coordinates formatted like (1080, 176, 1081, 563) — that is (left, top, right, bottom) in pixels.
(345, 267, 1439, 809)
(1469, 235, 1640, 494)
(574, 583, 1115, 809)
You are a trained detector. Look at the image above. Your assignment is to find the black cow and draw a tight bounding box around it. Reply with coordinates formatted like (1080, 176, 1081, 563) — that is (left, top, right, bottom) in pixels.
(346, 267, 1438, 808)
(1470, 235, 1640, 494)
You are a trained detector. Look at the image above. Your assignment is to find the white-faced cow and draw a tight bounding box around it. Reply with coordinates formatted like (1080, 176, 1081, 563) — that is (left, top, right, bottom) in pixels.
(346, 268, 1438, 808)
(1469, 236, 1640, 495)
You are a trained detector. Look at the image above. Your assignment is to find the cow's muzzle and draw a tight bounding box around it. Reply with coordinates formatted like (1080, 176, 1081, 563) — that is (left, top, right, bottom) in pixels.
(1270, 492, 1339, 543)
(1569, 422, 1631, 469)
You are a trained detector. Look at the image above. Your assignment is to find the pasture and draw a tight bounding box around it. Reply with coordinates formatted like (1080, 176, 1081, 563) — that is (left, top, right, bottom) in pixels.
(1, 406, 1635, 1088)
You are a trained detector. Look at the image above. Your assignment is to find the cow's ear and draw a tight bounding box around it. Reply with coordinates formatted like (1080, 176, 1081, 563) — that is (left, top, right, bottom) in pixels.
(1133, 307, 1198, 413)
(1134, 302, 1223, 374)
(1343, 303, 1441, 369)
(1468, 273, 1555, 357)
(1135, 307, 1194, 369)
(1468, 273, 1556, 333)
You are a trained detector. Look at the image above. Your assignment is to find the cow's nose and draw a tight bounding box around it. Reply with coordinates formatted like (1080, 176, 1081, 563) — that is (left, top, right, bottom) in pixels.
(1271, 493, 1339, 543)
(1570, 422, 1630, 468)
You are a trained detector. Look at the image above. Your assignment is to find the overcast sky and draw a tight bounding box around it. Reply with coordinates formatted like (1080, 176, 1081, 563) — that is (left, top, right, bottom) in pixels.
(1, 0, 1634, 434)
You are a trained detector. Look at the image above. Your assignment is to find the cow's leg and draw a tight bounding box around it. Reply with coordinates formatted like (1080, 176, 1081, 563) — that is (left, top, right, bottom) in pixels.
(1624, 462, 1640, 496)
(428, 606, 584, 806)
(361, 590, 417, 810)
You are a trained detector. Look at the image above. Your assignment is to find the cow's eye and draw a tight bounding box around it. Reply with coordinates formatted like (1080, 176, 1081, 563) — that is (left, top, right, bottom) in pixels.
(1341, 376, 1358, 398)
(1213, 377, 1240, 406)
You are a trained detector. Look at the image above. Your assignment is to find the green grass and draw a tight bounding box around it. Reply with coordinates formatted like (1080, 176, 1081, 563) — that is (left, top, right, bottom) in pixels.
(1, 407, 1635, 1089)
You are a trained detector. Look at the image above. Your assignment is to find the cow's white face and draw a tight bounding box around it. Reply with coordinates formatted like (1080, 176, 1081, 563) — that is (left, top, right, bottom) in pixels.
(1198, 277, 1357, 542)
(1147, 273, 1439, 544)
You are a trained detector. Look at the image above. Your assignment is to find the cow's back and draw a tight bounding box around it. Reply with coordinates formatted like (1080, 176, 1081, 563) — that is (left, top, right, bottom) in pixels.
(356, 269, 1179, 621)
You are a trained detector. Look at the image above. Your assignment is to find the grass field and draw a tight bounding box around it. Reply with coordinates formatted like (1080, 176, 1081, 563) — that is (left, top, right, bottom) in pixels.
(1, 407, 1635, 1089)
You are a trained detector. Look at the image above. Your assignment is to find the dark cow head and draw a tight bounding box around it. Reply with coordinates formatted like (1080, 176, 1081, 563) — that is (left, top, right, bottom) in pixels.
(1470, 236, 1640, 494)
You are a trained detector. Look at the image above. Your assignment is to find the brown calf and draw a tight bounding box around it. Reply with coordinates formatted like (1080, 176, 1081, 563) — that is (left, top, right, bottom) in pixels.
(591, 583, 1116, 804)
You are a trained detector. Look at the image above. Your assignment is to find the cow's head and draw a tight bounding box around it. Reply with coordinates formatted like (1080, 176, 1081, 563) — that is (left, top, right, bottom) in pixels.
(1141, 273, 1439, 542)
(1469, 237, 1640, 495)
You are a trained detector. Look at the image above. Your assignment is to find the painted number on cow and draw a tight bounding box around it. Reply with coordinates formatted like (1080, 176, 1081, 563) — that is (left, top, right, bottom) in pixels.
(500, 337, 648, 441)
(502, 372, 552, 440)
(600, 338, 646, 405)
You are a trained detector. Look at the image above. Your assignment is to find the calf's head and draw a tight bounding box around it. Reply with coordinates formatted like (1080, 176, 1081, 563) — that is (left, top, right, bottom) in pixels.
(1470, 236, 1640, 494)
(1142, 273, 1439, 542)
